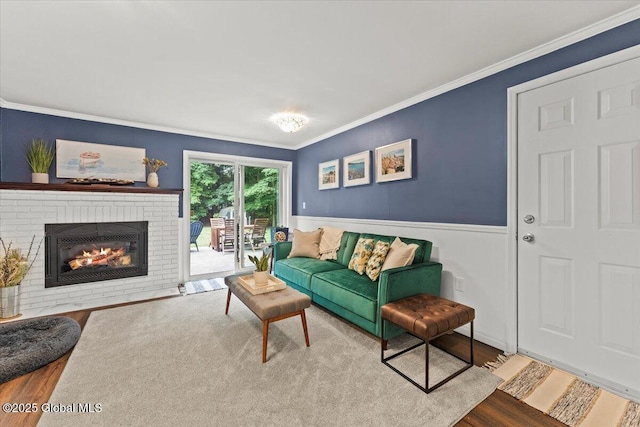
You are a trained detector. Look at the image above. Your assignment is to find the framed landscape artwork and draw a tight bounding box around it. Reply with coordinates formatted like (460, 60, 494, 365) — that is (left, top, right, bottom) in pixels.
(318, 159, 339, 190)
(56, 140, 146, 181)
(375, 139, 412, 183)
(343, 151, 370, 187)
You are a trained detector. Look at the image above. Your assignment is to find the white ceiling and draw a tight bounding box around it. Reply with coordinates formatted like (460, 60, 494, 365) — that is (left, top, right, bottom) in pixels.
(1, 1, 639, 149)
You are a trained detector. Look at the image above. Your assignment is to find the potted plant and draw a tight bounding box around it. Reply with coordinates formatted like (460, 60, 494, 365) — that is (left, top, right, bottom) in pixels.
(248, 252, 270, 287)
(142, 157, 168, 188)
(26, 138, 55, 184)
(0, 236, 42, 319)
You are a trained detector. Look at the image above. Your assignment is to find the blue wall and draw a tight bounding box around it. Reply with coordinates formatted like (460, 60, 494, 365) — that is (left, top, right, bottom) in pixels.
(0, 109, 295, 187)
(2, 19, 639, 226)
(294, 19, 640, 226)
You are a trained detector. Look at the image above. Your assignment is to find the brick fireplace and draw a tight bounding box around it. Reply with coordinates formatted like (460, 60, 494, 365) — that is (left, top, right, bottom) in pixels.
(0, 183, 181, 318)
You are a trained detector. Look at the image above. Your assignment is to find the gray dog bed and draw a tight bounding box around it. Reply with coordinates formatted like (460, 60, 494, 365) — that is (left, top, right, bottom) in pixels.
(0, 316, 81, 383)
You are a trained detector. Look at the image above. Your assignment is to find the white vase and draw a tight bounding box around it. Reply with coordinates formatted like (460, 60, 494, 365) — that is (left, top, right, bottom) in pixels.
(32, 172, 49, 184)
(0, 285, 21, 319)
(253, 270, 269, 287)
(147, 172, 159, 188)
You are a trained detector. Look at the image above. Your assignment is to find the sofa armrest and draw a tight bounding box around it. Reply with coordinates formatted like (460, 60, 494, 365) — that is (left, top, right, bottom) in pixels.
(273, 241, 292, 261)
(377, 261, 442, 307)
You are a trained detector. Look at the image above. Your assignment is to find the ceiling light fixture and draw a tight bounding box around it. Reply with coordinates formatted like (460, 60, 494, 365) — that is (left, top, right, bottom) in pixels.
(271, 112, 309, 133)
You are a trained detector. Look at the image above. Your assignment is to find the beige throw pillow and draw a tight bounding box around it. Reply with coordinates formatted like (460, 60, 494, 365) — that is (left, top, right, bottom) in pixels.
(319, 226, 344, 260)
(287, 229, 322, 259)
(381, 237, 419, 271)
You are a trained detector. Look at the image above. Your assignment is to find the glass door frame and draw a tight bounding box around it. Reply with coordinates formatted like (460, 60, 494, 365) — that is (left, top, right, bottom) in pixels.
(182, 150, 292, 282)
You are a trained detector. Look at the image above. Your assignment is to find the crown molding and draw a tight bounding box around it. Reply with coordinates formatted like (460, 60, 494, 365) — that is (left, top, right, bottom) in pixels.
(296, 5, 640, 149)
(0, 98, 292, 150)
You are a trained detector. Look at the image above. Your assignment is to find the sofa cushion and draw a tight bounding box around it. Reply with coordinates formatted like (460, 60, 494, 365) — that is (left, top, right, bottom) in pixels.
(311, 269, 378, 322)
(365, 240, 391, 281)
(382, 237, 418, 271)
(359, 233, 395, 246)
(335, 232, 361, 267)
(275, 257, 345, 291)
(348, 238, 375, 275)
(288, 228, 322, 259)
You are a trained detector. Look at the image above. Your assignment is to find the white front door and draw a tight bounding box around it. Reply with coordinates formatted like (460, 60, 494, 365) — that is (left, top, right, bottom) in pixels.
(517, 55, 640, 397)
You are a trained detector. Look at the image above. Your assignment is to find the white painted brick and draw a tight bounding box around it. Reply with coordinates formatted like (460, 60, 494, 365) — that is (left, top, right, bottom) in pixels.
(1, 188, 180, 314)
(0, 199, 18, 207)
(3, 193, 32, 200)
(99, 290, 126, 298)
(38, 193, 63, 200)
(82, 195, 108, 201)
(28, 300, 58, 309)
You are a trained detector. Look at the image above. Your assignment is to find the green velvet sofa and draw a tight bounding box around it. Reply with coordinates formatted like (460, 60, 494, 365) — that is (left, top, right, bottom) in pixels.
(273, 231, 442, 342)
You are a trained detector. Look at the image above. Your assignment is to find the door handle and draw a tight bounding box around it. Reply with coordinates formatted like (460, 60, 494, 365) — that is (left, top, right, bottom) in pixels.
(522, 233, 535, 243)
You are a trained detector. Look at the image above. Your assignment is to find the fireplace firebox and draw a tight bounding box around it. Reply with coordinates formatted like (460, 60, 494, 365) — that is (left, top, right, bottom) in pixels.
(45, 221, 148, 288)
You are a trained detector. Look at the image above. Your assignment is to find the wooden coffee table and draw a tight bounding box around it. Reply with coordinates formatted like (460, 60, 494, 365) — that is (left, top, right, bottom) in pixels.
(224, 274, 311, 363)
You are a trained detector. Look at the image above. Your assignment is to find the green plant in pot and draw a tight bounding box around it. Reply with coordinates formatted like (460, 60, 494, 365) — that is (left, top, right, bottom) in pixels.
(26, 138, 55, 184)
(248, 252, 270, 287)
(0, 236, 42, 319)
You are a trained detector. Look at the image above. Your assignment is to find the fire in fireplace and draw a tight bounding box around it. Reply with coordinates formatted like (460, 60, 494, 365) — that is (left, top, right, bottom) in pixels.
(45, 221, 148, 288)
(65, 242, 133, 271)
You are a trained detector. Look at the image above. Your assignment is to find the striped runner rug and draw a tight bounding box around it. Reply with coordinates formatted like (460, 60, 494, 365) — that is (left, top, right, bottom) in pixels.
(183, 278, 227, 295)
(488, 354, 639, 427)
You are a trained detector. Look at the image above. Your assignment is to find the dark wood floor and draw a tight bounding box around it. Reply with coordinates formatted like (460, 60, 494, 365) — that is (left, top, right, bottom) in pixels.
(0, 299, 563, 427)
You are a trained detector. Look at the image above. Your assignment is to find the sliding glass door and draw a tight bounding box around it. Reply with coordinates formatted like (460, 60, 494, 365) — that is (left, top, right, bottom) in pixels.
(239, 165, 280, 270)
(185, 152, 290, 281)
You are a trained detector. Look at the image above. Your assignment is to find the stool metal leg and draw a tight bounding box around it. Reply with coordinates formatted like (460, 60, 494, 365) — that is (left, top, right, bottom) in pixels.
(381, 320, 475, 394)
(425, 340, 429, 392)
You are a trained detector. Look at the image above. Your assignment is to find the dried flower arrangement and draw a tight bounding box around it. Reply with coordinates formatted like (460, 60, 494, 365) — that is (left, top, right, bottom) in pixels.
(0, 236, 42, 288)
(142, 157, 168, 173)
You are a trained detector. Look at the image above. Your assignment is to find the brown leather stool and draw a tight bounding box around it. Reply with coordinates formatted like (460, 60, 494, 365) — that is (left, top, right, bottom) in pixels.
(380, 294, 475, 393)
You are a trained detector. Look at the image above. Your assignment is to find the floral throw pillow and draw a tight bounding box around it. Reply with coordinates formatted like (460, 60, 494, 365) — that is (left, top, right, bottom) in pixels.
(348, 238, 375, 275)
(365, 241, 391, 281)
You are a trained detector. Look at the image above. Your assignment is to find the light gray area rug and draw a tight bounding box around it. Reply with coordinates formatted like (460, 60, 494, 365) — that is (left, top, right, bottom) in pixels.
(39, 291, 501, 427)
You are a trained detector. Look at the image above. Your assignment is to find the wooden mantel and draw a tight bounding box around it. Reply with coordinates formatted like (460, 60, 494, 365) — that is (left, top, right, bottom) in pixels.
(0, 182, 183, 195)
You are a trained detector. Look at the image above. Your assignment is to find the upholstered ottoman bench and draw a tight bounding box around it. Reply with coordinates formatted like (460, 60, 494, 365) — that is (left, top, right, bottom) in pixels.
(224, 274, 311, 363)
(380, 294, 475, 393)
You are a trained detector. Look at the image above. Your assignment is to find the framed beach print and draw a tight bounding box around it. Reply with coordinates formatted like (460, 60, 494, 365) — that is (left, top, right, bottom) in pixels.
(343, 151, 370, 187)
(56, 140, 146, 181)
(375, 139, 412, 183)
(319, 159, 339, 190)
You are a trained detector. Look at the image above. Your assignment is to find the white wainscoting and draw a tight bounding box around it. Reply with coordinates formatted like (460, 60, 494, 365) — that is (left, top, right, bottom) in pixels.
(292, 216, 509, 351)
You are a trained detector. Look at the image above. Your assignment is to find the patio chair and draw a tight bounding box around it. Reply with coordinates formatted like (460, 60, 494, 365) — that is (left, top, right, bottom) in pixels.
(247, 218, 269, 251)
(190, 221, 204, 251)
(210, 217, 224, 250)
(222, 218, 235, 251)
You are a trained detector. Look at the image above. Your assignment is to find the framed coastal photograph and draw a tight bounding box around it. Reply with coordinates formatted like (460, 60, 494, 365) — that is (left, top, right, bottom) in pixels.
(318, 159, 339, 190)
(343, 151, 370, 187)
(56, 140, 146, 181)
(375, 139, 412, 183)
